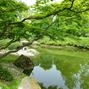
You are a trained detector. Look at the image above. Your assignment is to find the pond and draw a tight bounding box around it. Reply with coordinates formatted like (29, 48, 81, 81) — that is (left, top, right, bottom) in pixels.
(30, 64, 89, 89)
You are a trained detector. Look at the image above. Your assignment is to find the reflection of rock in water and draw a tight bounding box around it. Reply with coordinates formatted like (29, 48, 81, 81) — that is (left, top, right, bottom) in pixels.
(39, 83, 58, 89)
(13, 55, 33, 75)
(23, 69, 33, 76)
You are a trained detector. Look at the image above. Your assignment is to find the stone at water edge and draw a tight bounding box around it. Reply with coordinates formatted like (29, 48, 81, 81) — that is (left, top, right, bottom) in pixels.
(18, 77, 41, 89)
(13, 55, 34, 75)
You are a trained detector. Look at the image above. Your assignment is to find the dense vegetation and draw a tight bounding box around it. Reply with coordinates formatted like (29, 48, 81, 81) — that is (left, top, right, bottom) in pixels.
(0, 0, 89, 89)
(0, 0, 89, 54)
(0, 65, 13, 81)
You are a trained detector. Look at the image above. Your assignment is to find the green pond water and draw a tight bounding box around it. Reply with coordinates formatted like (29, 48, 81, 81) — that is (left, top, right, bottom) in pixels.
(31, 48, 89, 89)
(30, 64, 89, 89)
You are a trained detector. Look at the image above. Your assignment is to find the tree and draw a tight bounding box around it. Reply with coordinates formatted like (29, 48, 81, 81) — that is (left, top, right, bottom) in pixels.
(0, 0, 89, 57)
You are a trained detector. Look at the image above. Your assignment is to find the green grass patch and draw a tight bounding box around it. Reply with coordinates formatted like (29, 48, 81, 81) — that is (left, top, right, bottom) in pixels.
(0, 55, 18, 63)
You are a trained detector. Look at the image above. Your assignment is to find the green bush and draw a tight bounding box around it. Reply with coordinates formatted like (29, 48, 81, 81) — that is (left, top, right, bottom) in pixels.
(8, 42, 21, 50)
(0, 39, 10, 47)
(0, 65, 13, 81)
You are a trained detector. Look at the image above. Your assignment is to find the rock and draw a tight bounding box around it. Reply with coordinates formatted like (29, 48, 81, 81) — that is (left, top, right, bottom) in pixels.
(28, 49, 39, 55)
(13, 55, 34, 75)
(18, 77, 41, 89)
(17, 47, 39, 57)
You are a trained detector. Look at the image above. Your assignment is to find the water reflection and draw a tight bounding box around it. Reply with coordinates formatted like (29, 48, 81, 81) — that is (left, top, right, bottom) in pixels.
(30, 64, 68, 89)
(73, 73, 81, 89)
(30, 64, 89, 89)
(73, 64, 89, 89)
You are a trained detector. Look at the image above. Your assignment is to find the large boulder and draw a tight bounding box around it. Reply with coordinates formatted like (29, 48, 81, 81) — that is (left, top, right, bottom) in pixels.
(13, 55, 34, 75)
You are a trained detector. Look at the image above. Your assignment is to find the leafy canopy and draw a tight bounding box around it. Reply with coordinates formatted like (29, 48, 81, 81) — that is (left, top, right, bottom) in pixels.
(0, 0, 89, 53)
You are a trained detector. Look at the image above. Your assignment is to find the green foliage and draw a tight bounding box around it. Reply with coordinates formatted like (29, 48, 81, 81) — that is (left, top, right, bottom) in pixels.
(0, 0, 89, 62)
(0, 65, 13, 81)
(8, 42, 21, 50)
(0, 0, 28, 40)
(3, 1, 89, 54)
(0, 0, 89, 42)
(0, 39, 10, 46)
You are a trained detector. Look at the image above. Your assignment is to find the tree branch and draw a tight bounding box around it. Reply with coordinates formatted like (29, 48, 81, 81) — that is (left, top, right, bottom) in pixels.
(10, 8, 67, 25)
(67, 8, 89, 13)
(70, 0, 75, 9)
(11, 8, 89, 25)
(0, 38, 39, 59)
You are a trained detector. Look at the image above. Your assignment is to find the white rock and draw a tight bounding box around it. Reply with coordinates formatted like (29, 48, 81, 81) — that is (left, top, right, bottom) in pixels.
(17, 47, 39, 57)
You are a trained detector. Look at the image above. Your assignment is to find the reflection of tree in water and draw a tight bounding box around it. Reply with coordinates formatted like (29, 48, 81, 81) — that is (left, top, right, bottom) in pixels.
(77, 64, 89, 89)
(72, 64, 89, 89)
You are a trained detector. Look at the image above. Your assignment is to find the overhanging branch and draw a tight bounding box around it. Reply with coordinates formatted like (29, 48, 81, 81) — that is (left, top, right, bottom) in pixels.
(11, 8, 89, 25)
(0, 38, 39, 59)
(70, 0, 75, 9)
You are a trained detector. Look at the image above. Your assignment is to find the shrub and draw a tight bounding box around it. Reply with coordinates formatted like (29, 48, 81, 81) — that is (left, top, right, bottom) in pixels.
(0, 65, 13, 81)
(8, 42, 21, 50)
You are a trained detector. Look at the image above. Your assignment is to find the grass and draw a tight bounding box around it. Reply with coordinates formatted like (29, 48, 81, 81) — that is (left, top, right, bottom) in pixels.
(0, 79, 22, 89)
(0, 55, 18, 63)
